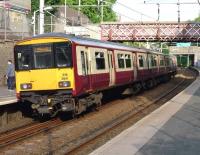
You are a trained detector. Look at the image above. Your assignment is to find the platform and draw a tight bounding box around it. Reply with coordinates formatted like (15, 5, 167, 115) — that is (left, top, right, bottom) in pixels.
(0, 87, 17, 106)
(90, 69, 200, 155)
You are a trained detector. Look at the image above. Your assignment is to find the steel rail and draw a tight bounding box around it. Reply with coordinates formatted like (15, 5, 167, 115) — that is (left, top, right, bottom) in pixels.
(62, 72, 195, 154)
(0, 70, 195, 152)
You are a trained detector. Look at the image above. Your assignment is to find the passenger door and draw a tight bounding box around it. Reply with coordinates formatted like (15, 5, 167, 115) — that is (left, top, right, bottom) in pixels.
(108, 51, 115, 86)
(133, 53, 137, 80)
(76, 46, 90, 93)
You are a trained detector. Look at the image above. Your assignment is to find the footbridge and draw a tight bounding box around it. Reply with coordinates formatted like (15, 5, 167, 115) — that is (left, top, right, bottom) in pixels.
(100, 22, 200, 42)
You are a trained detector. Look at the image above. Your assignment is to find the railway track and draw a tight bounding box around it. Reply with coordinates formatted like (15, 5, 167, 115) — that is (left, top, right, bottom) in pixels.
(0, 69, 196, 154)
(62, 70, 196, 155)
(0, 119, 63, 148)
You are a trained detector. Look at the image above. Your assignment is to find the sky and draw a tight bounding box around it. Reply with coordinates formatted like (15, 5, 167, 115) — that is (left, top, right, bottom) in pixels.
(113, 0, 200, 22)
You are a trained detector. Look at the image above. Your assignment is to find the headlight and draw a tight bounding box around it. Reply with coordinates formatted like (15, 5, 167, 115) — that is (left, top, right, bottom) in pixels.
(20, 83, 32, 90)
(58, 81, 71, 88)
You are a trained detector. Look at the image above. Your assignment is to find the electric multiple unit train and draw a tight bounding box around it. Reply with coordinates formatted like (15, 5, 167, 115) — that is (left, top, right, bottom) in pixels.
(14, 33, 177, 117)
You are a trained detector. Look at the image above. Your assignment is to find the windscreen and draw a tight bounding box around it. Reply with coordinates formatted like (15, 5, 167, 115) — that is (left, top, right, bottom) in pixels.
(15, 42, 72, 70)
(33, 44, 53, 69)
(15, 46, 32, 70)
(55, 42, 72, 67)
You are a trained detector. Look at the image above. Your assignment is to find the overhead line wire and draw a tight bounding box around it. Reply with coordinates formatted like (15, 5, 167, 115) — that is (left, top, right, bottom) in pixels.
(114, 1, 157, 21)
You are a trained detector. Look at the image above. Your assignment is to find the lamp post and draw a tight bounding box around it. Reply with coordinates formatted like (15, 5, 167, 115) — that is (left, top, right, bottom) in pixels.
(65, 0, 67, 26)
(157, 3, 160, 21)
(101, 0, 103, 23)
(197, 37, 200, 47)
(4, 0, 7, 41)
(33, 6, 53, 36)
(33, 10, 39, 36)
(78, 0, 81, 24)
(39, 0, 44, 34)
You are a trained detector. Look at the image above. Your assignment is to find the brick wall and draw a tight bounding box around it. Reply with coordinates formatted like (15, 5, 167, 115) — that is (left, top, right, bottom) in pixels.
(0, 42, 15, 86)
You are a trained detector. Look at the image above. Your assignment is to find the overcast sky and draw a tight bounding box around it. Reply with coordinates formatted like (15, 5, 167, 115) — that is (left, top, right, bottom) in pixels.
(113, 0, 200, 22)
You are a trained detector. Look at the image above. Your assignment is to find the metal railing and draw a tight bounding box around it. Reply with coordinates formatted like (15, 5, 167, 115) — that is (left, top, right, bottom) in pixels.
(0, 6, 94, 41)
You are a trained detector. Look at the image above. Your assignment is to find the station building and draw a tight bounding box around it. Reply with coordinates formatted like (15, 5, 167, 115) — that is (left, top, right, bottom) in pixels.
(169, 46, 200, 67)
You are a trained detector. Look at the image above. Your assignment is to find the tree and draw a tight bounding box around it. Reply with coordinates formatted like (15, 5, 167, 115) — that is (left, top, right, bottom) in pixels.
(31, 0, 61, 13)
(194, 16, 200, 22)
(60, 0, 117, 23)
(31, 0, 117, 23)
(123, 42, 147, 48)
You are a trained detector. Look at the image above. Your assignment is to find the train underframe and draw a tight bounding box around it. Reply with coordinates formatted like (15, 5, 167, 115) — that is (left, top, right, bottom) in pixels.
(20, 90, 103, 118)
(19, 72, 176, 118)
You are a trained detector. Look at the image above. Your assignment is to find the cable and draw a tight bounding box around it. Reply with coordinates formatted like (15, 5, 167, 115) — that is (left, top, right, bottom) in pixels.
(114, 1, 157, 21)
(49, 4, 139, 33)
(42, 8, 100, 34)
(144, 0, 154, 4)
(52, 3, 139, 23)
(113, 10, 140, 22)
(143, 2, 198, 4)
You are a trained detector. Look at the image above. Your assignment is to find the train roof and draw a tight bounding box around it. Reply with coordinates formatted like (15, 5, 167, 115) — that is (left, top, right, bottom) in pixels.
(33, 33, 149, 53)
(19, 33, 165, 55)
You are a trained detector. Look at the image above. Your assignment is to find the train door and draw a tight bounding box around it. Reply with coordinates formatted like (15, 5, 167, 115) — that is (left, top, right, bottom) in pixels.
(108, 51, 115, 86)
(133, 53, 137, 80)
(76, 46, 90, 92)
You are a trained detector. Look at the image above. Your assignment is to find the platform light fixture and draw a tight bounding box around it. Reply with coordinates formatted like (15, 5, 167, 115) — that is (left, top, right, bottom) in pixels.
(32, 6, 53, 36)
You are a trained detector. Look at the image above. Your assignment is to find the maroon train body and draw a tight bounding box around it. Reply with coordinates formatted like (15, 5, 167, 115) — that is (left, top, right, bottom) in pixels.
(15, 33, 177, 117)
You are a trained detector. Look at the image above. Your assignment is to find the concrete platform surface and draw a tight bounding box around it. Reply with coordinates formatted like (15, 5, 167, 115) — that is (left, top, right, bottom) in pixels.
(0, 87, 17, 106)
(90, 75, 200, 155)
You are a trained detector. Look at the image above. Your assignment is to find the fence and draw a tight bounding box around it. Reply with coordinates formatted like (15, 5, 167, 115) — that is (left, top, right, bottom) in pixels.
(0, 5, 94, 41)
(0, 7, 32, 41)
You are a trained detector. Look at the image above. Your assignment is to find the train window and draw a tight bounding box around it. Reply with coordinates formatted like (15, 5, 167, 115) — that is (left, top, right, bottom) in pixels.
(154, 56, 157, 66)
(95, 52, 105, 70)
(118, 54, 125, 68)
(150, 55, 154, 67)
(108, 54, 113, 68)
(33, 44, 53, 69)
(125, 54, 131, 68)
(108, 54, 110, 69)
(160, 57, 164, 66)
(165, 58, 170, 66)
(81, 51, 86, 75)
(55, 42, 72, 68)
(111, 55, 113, 68)
(139, 55, 144, 67)
(85, 52, 89, 71)
(150, 55, 157, 67)
(15, 47, 32, 70)
(153, 56, 157, 66)
(132, 55, 135, 67)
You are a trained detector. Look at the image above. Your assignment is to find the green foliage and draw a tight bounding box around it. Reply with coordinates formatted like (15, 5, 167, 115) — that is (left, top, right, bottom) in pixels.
(31, 0, 61, 13)
(194, 16, 200, 22)
(31, 0, 117, 23)
(161, 43, 169, 54)
(162, 48, 169, 54)
(123, 42, 147, 48)
(123, 42, 170, 54)
(60, 0, 117, 23)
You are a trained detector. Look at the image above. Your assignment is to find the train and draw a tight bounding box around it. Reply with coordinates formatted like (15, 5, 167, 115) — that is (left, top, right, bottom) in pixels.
(14, 33, 177, 117)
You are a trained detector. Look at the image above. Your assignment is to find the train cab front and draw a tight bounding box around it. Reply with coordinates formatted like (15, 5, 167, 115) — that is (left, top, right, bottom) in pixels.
(14, 37, 75, 117)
